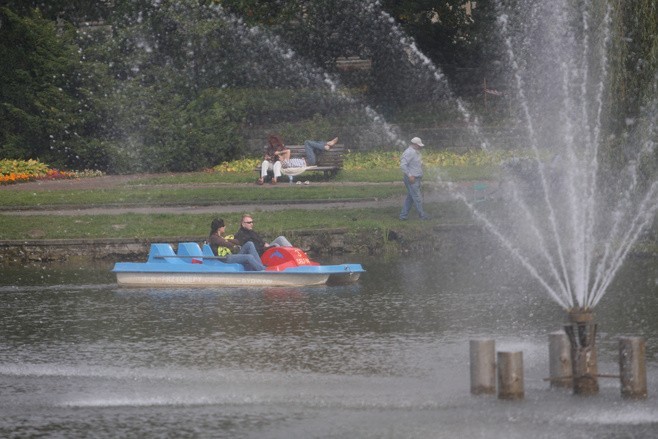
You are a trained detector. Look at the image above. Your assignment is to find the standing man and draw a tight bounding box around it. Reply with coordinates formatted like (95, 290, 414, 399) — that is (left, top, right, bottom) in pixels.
(400, 137, 430, 221)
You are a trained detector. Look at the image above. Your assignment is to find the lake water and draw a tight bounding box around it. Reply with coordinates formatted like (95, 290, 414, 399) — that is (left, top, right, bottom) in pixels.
(1, 235, 657, 438)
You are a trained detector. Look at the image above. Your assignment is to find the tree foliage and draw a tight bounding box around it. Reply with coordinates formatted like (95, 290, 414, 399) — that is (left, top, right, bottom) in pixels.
(0, 7, 100, 168)
(602, 0, 658, 182)
(0, 1, 656, 173)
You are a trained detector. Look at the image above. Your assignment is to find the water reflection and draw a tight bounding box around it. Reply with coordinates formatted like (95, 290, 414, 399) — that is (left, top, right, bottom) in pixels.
(0, 245, 657, 438)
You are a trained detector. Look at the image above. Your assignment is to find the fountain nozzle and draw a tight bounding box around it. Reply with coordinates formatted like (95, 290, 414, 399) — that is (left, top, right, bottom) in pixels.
(565, 308, 599, 395)
(568, 308, 594, 323)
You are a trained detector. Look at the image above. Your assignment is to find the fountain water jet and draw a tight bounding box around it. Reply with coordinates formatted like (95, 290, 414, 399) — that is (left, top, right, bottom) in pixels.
(358, 0, 657, 394)
(455, 1, 658, 312)
(363, 0, 658, 314)
(144, 1, 655, 358)
(216, 0, 658, 322)
(209, 3, 407, 150)
(477, 1, 657, 394)
(115, 1, 657, 314)
(476, 1, 657, 393)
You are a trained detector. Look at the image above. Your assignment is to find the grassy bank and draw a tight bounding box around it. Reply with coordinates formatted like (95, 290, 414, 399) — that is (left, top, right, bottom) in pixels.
(1, 167, 656, 258)
(0, 183, 405, 209)
(0, 164, 479, 240)
(0, 150, 500, 241)
(0, 202, 473, 240)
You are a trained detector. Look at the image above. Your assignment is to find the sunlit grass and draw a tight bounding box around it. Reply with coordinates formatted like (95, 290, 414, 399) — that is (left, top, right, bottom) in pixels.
(0, 150, 504, 241)
(0, 185, 405, 208)
(129, 164, 498, 186)
(0, 201, 472, 240)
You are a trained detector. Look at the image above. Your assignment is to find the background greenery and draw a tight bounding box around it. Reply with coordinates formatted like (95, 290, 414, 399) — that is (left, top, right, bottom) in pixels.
(1, 1, 656, 175)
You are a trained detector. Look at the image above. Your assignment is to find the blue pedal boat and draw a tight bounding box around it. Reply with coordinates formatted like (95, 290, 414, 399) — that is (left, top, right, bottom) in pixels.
(112, 242, 365, 287)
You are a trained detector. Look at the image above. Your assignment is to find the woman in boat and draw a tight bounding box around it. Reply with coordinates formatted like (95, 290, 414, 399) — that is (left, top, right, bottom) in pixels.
(209, 218, 266, 271)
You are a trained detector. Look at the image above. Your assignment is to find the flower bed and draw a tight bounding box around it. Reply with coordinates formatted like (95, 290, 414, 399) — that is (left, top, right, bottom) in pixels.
(0, 159, 101, 185)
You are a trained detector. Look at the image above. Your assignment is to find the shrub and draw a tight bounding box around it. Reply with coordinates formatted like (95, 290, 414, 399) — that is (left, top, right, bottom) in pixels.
(212, 149, 527, 173)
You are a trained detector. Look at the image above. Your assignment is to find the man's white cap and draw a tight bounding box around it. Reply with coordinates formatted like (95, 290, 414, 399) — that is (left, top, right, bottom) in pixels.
(411, 137, 424, 147)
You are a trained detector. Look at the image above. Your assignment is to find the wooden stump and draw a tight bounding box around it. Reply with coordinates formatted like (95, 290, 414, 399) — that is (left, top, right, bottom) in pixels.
(565, 309, 599, 395)
(549, 331, 572, 389)
(470, 339, 496, 395)
(497, 351, 524, 400)
(619, 336, 648, 400)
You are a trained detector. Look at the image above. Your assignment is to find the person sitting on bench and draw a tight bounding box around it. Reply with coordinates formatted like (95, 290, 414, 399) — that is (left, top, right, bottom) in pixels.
(258, 134, 290, 185)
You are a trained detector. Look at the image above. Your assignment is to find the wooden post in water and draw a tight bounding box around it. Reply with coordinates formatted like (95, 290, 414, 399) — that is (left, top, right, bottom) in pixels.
(619, 336, 648, 400)
(470, 339, 496, 395)
(564, 309, 599, 395)
(497, 351, 524, 400)
(549, 331, 572, 389)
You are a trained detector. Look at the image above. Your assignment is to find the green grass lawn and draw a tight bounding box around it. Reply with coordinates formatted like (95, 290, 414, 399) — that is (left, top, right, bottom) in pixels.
(0, 201, 473, 240)
(3, 152, 655, 254)
(131, 165, 498, 185)
(0, 184, 406, 208)
(0, 166, 497, 209)
(0, 157, 498, 240)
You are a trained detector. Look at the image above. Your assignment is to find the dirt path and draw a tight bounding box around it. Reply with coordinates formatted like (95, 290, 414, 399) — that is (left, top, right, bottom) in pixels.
(2, 199, 411, 216)
(0, 174, 149, 191)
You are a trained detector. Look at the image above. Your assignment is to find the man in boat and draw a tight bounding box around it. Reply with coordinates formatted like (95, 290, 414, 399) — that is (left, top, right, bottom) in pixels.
(209, 218, 266, 271)
(234, 214, 293, 256)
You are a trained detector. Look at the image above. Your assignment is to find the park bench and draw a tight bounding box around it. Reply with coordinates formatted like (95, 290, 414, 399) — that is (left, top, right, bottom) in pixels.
(255, 144, 346, 180)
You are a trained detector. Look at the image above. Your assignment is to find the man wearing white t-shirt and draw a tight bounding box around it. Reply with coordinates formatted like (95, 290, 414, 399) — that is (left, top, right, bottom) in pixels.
(399, 137, 430, 221)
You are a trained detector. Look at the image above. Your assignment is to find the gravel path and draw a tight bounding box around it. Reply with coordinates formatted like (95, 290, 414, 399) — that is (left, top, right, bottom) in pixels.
(2, 198, 411, 216)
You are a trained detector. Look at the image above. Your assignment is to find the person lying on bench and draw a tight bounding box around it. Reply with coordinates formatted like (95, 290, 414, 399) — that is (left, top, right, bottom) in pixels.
(304, 137, 338, 166)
